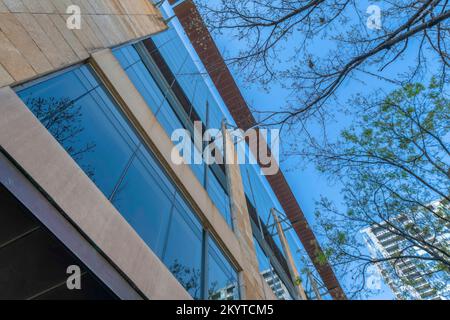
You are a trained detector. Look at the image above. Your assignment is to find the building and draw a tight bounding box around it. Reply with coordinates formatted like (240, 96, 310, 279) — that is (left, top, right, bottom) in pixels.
(0, 0, 345, 300)
(260, 269, 293, 300)
(362, 200, 450, 300)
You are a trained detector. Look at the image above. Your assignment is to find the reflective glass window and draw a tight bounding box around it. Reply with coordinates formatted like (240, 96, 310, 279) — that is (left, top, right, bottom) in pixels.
(207, 238, 239, 300)
(17, 66, 138, 198)
(17, 64, 238, 300)
(111, 148, 176, 257)
(162, 194, 203, 299)
(114, 46, 185, 135)
(115, 44, 233, 227)
(253, 238, 294, 300)
(207, 170, 232, 227)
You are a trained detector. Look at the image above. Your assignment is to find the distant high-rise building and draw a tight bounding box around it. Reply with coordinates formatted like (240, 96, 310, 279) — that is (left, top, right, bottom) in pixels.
(362, 200, 450, 300)
(261, 269, 293, 300)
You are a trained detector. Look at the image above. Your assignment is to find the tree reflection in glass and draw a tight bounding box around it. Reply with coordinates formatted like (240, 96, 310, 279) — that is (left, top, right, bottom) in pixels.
(208, 238, 239, 300)
(18, 66, 139, 198)
(169, 260, 201, 300)
(16, 65, 240, 301)
(26, 96, 96, 177)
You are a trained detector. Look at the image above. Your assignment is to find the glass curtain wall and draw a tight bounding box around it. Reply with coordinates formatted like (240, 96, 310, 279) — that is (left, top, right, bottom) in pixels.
(152, 24, 232, 225)
(113, 41, 232, 228)
(208, 238, 240, 300)
(243, 160, 333, 299)
(16, 64, 238, 300)
(253, 238, 294, 300)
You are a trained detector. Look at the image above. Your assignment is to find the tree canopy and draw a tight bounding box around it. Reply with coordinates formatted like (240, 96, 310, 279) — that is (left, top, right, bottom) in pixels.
(197, 0, 450, 125)
(308, 79, 449, 298)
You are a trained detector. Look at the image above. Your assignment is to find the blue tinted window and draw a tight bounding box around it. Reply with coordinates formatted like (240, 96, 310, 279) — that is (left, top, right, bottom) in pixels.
(253, 237, 294, 300)
(114, 46, 185, 135)
(17, 64, 238, 300)
(254, 238, 272, 273)
(152, 28, 209, 123)
(207, 170, 232, 227)
(190, 144, 206, 183)
(114, 44, 233, 227)
(17, 66, 138, 198)
(163, 195, 203, 299)
(207, 238, 239, 300)
(111, 148, 176, 257)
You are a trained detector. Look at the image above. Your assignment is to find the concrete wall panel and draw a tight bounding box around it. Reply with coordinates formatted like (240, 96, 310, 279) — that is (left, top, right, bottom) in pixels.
(0, 0, 166, 87)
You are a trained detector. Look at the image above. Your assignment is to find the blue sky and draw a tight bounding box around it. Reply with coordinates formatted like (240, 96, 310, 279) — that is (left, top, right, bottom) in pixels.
(197, 0, 444, 299)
